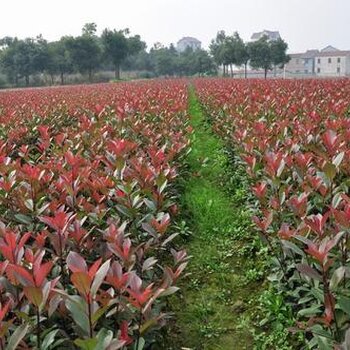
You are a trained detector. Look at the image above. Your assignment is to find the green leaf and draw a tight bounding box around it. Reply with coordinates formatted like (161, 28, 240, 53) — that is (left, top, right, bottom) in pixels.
(65, 296, 90, 335)
(90, 260, 110, 297)
(24, 199, 34, 211)
(338, 296, 350, 316)
(331, 192, 343, 209)
(281, 240, 305, 257)
(6, 323, 29, 350)
(95, 328, 113, 349)
(41, 329, 59, 350)
(158, 286, 180, 297)
(74, 338, 98, 350)
(276, 159, 285, 177)
(332, 152, 344, 168)
(14, 214, 32, 225)
(133, 337, 145, 350)
(330, 266, 345, 290)
(92, 304, 110, 325)
(323, 162, 336, 181)
(144, 198, 156, 211)
(298, 305, 322, 317)
(315, 336, 333, 350)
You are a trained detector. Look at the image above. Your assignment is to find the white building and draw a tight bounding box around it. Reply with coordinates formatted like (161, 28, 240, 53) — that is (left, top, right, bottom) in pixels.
(251, 30, 281, 42)
(176, 37, 201, 53)
(314, 46, 350, 77)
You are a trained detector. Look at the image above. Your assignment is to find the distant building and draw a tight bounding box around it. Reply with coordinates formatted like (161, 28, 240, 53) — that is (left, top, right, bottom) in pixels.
(286, 50, 319, 76)
(320, 45, 339, 53)
(176, 37, 201, 53)
(286, 46, 350, 77)
(251, 30, 281, 42)
(315, 47, 350, 76)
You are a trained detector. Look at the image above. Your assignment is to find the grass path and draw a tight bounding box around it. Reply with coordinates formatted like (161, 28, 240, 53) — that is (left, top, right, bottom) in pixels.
(167, 88, 264, 349)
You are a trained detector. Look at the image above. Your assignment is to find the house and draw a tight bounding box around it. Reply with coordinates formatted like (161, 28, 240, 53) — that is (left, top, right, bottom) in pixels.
(285, 46, 350, 77)
(176, 37, 201, 53)
(285, 50, 319, 75)
(314, 47, 350, 76)
(251, 30, 281, 42)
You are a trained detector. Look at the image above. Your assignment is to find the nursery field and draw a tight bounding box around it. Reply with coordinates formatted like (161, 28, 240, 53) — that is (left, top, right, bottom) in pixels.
(0, 78, 350, 349)
(194, 78, 350, 349)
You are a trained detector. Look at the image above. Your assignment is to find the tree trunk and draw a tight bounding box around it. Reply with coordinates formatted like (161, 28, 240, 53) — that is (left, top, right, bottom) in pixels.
(230, 64, 233, 77)
(244, 63, 247, 79)
(60, 72, 64, 85)
(25, 75, 30, 86)
(50, 74, 54, 85)
(115, 63, 121, 80)
(264, 68, 268, 79)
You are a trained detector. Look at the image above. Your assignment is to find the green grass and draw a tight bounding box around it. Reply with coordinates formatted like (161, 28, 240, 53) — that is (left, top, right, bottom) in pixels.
(165, 88, 266, 349)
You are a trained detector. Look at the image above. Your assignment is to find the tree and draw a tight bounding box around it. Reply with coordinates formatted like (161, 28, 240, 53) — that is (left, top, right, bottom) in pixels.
(82, 23, 98, 37)
(209, 30, 232, 76)
(247, 36, 272, 79)
(231, 32, 250, 78)
(127, 34, 146, 57)
(46, 38, 73, 84)
(270, 38, 290, 76)
(65, 25, 101, 82)
(193, 49, 216, 76)
(0, 37, 20, 85)
(0, 37, 46, 86)
(150, 45, 178, 76)
(102, 28, 144, 80)
(101, 29, 128, 80)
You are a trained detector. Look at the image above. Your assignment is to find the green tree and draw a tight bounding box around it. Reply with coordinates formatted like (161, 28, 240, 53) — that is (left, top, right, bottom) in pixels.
(150, 44, 178, 76)
(101, 28, 144, 80)
(82, 23, 98, 37)
(0, 37, 46, 86)
(0, 37, 20, 85)
(193, 49, 216, 76)
(270, 38, 290, 76)
(101, 29, 128, 80)
(247, 36, 272, 79)
(231, 32, 250, 78)
(65, 26, 101, 82)
(210, 31, 231, 76)
(46, 38, 73, 84)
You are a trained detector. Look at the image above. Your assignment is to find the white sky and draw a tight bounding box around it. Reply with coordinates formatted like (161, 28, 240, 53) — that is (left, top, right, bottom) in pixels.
(0, 0, 349, 53)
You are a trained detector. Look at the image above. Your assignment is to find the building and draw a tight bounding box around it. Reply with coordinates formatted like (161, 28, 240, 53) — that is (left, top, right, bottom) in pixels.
(251, 30, 281, 42)
(285, 46, 350, 77)
(315, 47, 350, 77)
(176, 37, 201, 53)
(286, 50, 319, 76)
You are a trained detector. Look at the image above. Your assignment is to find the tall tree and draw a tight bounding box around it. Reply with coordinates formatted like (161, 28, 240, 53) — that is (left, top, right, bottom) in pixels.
(0, 37, 20, 85)
(270, 38, 290, 76)
(193, 49, 216, 76)
(101, 29, 139, 80)
(210, 31, 228, 76)
(65, 24, 101, 82)
(150, 45, 178, 76)
(247, 36, 272, 79)
(46, 38, 73, 84)
(231, 32, 250, 78)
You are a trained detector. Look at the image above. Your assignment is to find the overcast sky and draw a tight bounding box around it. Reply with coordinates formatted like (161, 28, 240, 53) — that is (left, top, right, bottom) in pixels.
(0, 0, 349, 53)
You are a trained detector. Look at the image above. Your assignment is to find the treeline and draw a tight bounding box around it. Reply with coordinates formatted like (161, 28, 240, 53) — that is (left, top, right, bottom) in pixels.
(210, 31, 290, 78)
(0, 25, 289, 88)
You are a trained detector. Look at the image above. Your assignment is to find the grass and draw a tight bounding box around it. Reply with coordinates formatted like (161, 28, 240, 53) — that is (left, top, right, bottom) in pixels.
(165, 88, 266, 349)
